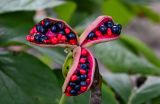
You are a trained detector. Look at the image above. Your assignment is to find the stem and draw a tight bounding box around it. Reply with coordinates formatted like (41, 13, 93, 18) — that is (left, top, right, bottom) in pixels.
(89, 59, 102, 104)
(59, 94, 67, 104)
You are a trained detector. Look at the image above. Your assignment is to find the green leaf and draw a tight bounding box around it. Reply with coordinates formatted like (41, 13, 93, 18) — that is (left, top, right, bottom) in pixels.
(101, 0, 133, 25)
(54, 1, 76, 22)
(93, 41, 160, 75)
(102, 84, 119, 104)
(0, 52, 61, 104)
(103, 73, 133, 103)
(129, 76, 160, 104)
(120, 35, 160, 67)
(0, 0, 64, 14)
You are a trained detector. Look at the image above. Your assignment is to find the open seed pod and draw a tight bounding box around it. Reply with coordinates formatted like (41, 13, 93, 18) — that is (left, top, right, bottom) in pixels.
(79, 16, 122, 47)
(62, 47, 95, 96)
(26, 18, 78, 48)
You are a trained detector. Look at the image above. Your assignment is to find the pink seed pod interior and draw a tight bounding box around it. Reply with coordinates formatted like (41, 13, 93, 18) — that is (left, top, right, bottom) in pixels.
(26, 18, 78, 48)
(79, 16, 122, 47)
(62, 47, 95, 96)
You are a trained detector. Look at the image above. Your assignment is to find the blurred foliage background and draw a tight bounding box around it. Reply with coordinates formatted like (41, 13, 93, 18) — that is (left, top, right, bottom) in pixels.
(0, 0, 160, 104)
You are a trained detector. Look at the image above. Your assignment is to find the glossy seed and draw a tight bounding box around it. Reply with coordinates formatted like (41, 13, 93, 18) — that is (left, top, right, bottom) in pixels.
(65, 28, 70, 34)
(36, 25, 46, 33)
(70, 90, 76, 95)
(71, 75, 78, 82)
(51, 37, 58, 44)
(80, 75, 87, 80)
(39, 35, 48, 42)
(69, 82, 76, 87)
(80, 64, 88, 70)
(79, 69, 87, 74)
(111, 25, 121, 34)
(75, 85, 80, 91)
(87, 32, 95, 39)
(80, 86, 87, 92)
(80, 81, 87, 86)
(81, 49, 87, 56)
(44, 19, 51, 28)
(34, 34, 41, 42)
(105, 20, 114, 28)
(51, 25, 57, 33)
(59, 30, 65, 35)
(56, 22, 64, 30)
(67, 33, 76, 39)
(80, 58, 86, 63)
(99, 25, 107, 34)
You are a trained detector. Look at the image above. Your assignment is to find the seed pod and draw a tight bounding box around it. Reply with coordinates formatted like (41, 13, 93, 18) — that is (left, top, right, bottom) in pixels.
(62, 47, 95, 96)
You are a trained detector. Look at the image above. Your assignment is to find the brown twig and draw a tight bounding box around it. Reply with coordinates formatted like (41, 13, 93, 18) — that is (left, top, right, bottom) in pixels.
(89, 59, 102, 104)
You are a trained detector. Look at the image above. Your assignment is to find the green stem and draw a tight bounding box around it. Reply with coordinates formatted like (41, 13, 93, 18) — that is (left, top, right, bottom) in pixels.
(59, 94, 67, 104)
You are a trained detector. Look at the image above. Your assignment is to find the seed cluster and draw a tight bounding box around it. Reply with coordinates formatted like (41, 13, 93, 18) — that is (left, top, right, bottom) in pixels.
(86, 19, 122, 41)
(26, 18, 77, 45)
(65, 48, 92, 96)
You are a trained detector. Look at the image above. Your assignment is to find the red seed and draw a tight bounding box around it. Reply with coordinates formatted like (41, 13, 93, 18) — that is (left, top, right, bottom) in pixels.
(67, 86, 72, 91)
(30, 36, 34, 41)
(61, 36, 67, 42)
(44, 40, 50, 43)
(107, 28, 112, 36)
(80, 69, 87, 74)
(80, 58, 86, 63)
(57, 34, 62, 41)
(95, 30, 102, 37)
(81, 49, 87, 56)
(69, 39, 76, 45)
(51, 37, 58, 44)
(66, 92, 71, 96)
(30, 27, 37, 35)
(26, 35, 31, 41)
(65, 28, 70, 34)
(41, 20, 44, 25)
(80, 86, 87, 92)
(86, 78, 90, 84)
(71, 75, 78, 81)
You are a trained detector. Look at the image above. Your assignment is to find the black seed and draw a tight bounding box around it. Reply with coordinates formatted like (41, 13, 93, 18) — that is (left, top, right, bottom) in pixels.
(99, 25, 107, 34)
(67, 33, 76, 39)
(75, 85, 80, 91)
(87, 32, 95, 39)
(56, 22, 64, 30)
(44, 19, 51, 28)
(80, 81, 87, 86)
(80, 75, 87, 80)
(111, 25, 121, 35)
(36, 25, 46, 33)
(39, 35, 48, 42)
(69, 82, 76, 87)
(70, 90, 77, 95)
(59, 30, 65, 35)
(75, 76, 80, 83)
(51, 25, 57, 33)
(34, 34, 41, 42)
(105, 20, 114, 28)
(80, 64, 88, 70)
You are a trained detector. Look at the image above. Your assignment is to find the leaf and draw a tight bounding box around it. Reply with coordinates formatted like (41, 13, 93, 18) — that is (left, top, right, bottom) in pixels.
(101, 0, 133, 25)
(0, 52, 61, 104)
(102, 84, 119, 104)
(93, 41, 160, 75)
(54, 1, 77, 22)
(102, 73, 133, 103)
(120, 35, 160, 67)
(129, 76, 160, 104)
(0, 0, 64, 14)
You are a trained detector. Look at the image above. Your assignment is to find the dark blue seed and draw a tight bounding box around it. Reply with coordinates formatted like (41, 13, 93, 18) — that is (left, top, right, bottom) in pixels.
(56, 22, 64, 30)
(99, 25, 107, 34)
(34, 34, 41, 42)
(87, 32, 95, 39)
(67, 33, 76, 39)
(59, 30, 65, 35)
(36, 25, 46, 33)
(70, 90, 76, 95)
(69, 82, 76, 87)
(75, 85, 80, 91)
(80, 75, 87, 80)
(44, 19, 51, 28)
(111, 25, 121, 35)
(80, 64, 88, 70)
(51, 25, 57, 33)
(105, 21, 114, 28)
(80, 81, 87, 86)
(39, 35, 48, 42)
